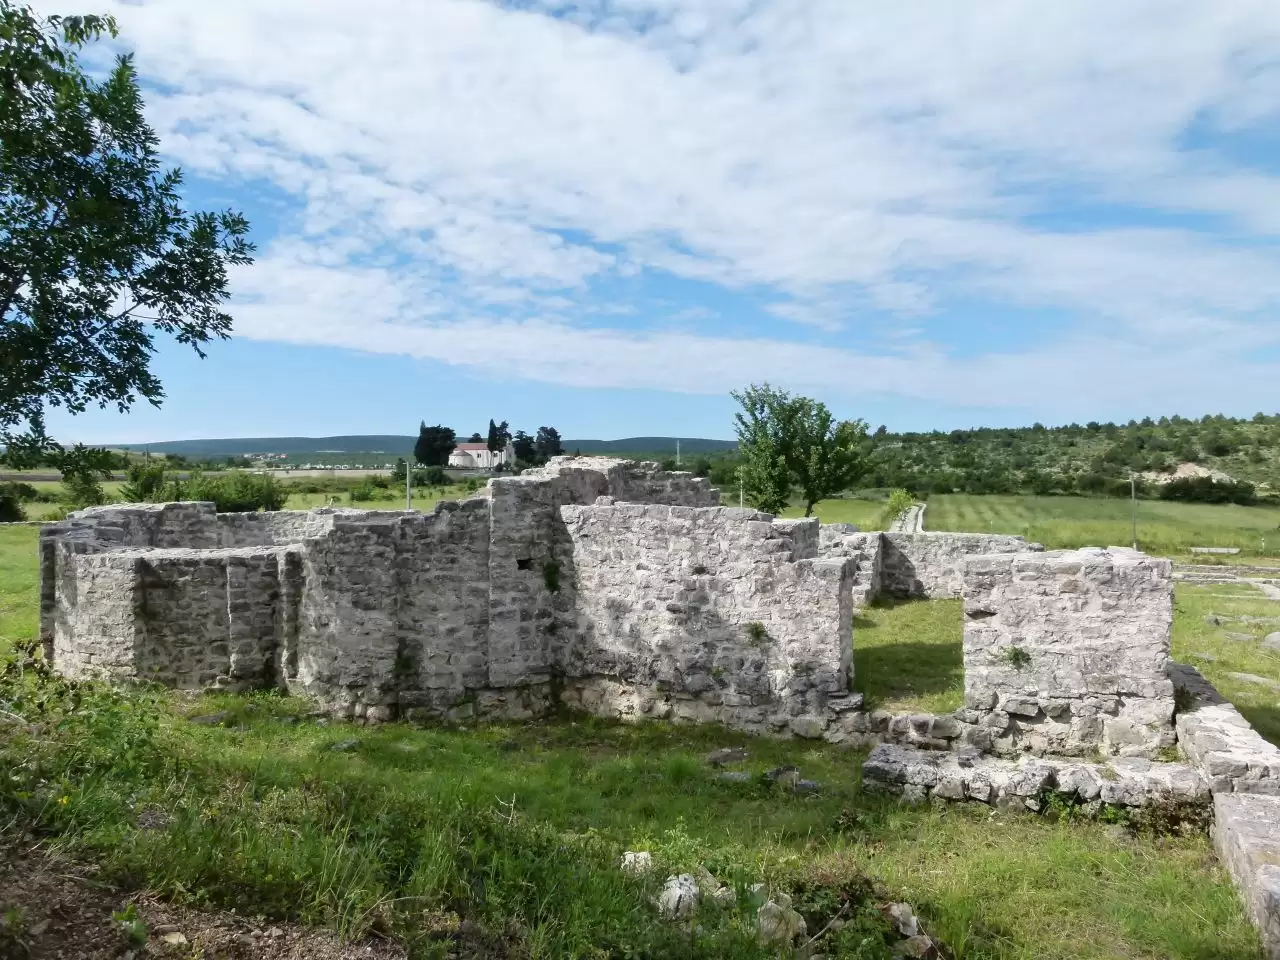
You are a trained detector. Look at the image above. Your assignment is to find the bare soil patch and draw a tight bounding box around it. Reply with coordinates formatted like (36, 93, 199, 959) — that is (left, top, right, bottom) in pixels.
(0, 834, 408, 960)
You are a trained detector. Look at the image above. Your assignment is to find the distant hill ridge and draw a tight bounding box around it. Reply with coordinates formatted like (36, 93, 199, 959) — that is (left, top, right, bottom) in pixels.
(112, 436, 738, 458)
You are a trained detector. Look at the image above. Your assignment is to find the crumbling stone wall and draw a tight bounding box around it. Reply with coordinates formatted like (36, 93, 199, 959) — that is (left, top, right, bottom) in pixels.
(961, 547, 1175, 757)
(878, 533, 1038, 599)
(558, 506, 854, 734)
(42, 458, 742, 724)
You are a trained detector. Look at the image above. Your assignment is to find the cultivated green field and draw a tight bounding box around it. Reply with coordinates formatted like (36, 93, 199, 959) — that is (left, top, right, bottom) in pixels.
(928, 494, 1280, 557)
(0, 528, 1265, 958)
(282, 484, 474, 513)
(781, 497, 888, 529)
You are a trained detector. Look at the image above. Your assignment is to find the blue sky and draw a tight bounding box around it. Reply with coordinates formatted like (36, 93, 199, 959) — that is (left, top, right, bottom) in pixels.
(41, 0, 1280, 444)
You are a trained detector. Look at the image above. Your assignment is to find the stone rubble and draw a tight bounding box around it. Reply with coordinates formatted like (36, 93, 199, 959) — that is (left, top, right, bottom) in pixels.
(755, 890, 807, 945)
(619, 851, 653, 876)
(655, 874, 700, 919)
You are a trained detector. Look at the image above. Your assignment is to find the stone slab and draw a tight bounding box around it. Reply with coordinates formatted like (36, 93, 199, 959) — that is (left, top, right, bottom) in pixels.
(862, 742, 1208, 809)
(1214, 792, 1280, 958)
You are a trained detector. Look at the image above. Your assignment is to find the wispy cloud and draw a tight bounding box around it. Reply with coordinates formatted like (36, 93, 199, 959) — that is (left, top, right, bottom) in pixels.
(62, 0, 1280, 414)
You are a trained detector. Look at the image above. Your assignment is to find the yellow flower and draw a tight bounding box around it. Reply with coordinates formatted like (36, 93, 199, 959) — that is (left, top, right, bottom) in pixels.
(56, 796, 69, 806)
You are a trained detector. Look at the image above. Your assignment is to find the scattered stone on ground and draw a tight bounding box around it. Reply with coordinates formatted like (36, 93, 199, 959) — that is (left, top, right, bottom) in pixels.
(329, 739, 362, 752)
(0, 835, 408, 960)
(716, 771, 752, 783)
(704, 747, 749, 767)
(755, 890, 807, 945)
(188, 712, 231, 727)
(792, 778, 823, 793)
(619, 851, 653, 875)
(1227, 672, 1280, 692)
(692, 867, 735, 906)
(1191, 652, 1218, 663)
(883, 902, 919, 937)
(764, 765, 801, 786)
(655, 875, 700, 919)
(1264, 632, 1280, 652)
(1223, 632, 1255, 643)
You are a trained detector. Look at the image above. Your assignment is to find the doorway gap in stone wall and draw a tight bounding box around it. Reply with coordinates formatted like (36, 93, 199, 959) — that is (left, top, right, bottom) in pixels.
(852, 597, 964, 715)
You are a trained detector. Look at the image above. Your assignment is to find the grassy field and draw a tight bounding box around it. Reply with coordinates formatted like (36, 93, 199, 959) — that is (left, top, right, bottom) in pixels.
(928, 494, 1280, 557)
(0, 528, 1266, 958)
(282, 484, 474, 513)
(854, 599, 964, 713)
(1173, 582, 1280, 744)
(782, 497, 889, 529)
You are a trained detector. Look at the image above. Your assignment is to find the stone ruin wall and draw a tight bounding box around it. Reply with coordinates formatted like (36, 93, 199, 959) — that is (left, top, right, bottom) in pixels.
(40, 477, 1280, 955)
(961, 548, 1175, 758)
(41, 461, 1059, 739)
(558, 506, 858, 735)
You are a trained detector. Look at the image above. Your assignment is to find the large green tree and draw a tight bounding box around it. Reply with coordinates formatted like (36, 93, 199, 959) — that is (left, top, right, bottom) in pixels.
(0, 2, 253, 463)
(486, 418, 510, 455)
(732, 383, 868, 516)
(534, 426, 563, 463)
(413, 422, 456, 467)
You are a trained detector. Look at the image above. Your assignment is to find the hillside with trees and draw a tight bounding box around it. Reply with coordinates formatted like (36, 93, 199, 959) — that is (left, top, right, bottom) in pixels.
(686, 412, 1280, 506)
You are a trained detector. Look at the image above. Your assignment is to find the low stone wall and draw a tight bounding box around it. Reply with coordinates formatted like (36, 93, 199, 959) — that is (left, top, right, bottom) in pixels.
(961, 547, 1175, 757)
(878, 532, 1039, 599)
(1172, 663, 1280, 794)
(48, 460, 849, 729)
(862, 742, 1208, 809)
(1213, 793, 1280, 957)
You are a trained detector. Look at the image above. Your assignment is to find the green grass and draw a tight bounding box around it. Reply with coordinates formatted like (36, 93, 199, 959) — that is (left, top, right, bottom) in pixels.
(0, 528, 1264, 958)
(928, 494, 1280, 557)
(1172, 582, 1280, 745)
(0, 527, 38, 654)
(781, 497, 888, 529)
(854, 599, 964, 713)
(283, 484, 474, 513)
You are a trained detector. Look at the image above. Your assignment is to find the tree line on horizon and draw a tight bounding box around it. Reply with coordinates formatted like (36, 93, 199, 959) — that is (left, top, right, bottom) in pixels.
(411, 421, 565, 470)
(690, 408, 1280, 509)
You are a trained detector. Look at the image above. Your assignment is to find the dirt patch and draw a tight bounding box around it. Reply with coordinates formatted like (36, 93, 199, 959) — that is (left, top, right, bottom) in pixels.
(0, 834, 408, 960)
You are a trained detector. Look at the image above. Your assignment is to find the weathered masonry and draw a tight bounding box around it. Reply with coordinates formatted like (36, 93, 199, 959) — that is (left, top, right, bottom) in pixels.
(42, 458, 1035, 734)
(39, 457, 1280, 951)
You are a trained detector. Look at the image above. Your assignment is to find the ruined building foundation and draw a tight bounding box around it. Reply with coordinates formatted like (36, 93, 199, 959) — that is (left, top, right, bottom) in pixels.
(37, 456, 1280, 955)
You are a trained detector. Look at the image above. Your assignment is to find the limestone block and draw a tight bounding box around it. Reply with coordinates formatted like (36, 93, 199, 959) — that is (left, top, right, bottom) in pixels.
(1172, 663, 1280, 793)
(1215, 793, 1280, 958)
(862, 743, 1208, 809)
(963, 547, 1174, 757)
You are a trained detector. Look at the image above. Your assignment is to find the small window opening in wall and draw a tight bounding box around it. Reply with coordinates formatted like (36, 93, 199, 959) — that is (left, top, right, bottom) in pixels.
(516, 558, 533, 571)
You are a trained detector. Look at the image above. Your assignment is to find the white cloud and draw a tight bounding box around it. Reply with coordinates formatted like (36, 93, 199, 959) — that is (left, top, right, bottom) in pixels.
(54, 0, 1280, 412)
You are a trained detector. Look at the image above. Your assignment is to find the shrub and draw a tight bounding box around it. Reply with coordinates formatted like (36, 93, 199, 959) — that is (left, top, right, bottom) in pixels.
(348, 478, 394, 503)
(1159, 476, 1256, 505)
(60, 473, 106, 508)
(882, 488, 914, 526)
(0, 487, 24, 522)
(179, 471, 285, 512)
(414, 466, 448, 487)
(119, 461, 169, 502)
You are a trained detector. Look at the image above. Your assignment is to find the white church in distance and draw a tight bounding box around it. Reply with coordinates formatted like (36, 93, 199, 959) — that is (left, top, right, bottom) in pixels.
(447, 441, 516, 470)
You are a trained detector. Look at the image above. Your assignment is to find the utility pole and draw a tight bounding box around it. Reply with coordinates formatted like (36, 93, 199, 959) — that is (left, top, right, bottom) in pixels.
(1130, 473, 1138, 550)
(406, 458, 412, 511)
(676, 439, 681, 468)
